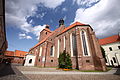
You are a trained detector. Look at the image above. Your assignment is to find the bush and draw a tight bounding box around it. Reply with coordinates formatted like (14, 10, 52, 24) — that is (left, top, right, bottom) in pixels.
(58, 50, 72, 69)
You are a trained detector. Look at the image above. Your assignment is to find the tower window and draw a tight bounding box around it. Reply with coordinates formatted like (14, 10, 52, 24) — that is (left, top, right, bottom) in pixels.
(109, 47, 112, 51)
(46, 32, 47, 35)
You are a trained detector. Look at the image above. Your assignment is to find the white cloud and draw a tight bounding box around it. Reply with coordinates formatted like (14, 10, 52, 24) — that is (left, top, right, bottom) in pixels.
(73, 0, 99, 7)
(36, 12, 46, 19)
(41, 0, 65, 9)
(19, 33, 32, 39)
(62, 8, 67, 11)
(63, 16, 67, 21)
(6, 0, 65, 40)
(74, 0, 120, 38)
(29, 19, 33, 24)
(32, 25, 46, 40)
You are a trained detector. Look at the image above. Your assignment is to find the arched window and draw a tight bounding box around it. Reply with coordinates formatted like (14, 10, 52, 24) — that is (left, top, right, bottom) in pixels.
(72, 33, 77, 56)
(57, 39, 60, 58)
(63, 36, 66, 50)
(113, 57, 116, 63)
(50, 46, 53, 56)
(39, 47, 42, 56)
(109, 47, 112, 51)
(81, 31, 88, 56)
(29, 59, 32, 63)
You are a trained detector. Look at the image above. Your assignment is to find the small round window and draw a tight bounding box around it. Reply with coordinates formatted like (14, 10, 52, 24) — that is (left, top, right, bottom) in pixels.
(51, 60, 53, 62)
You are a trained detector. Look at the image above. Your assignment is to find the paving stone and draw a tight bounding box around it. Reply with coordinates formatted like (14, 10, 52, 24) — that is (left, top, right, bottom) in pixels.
(0, 64, 29, 80)
(16, 65, 120, 80)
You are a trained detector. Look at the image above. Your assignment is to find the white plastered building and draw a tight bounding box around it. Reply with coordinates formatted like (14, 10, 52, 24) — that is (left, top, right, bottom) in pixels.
(24, 54, 36, 66)
(99, 34, 120, 66)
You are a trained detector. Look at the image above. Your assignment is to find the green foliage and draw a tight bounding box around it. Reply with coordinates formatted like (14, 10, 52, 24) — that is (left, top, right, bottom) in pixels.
(58, 50, 72, 69)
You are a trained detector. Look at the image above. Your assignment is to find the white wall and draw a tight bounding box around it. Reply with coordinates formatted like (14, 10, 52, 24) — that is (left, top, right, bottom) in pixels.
(101, 42, 120, 66)
(24, 54, 36, 66)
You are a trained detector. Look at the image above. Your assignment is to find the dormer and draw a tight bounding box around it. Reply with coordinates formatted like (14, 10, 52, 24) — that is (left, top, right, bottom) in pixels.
(39, 25, 52, 42)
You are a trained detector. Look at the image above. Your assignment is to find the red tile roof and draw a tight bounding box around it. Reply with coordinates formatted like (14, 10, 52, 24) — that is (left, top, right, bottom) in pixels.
(44, 28, 52, 33)
(5, 51, 14, 56)
(30, 33, 54, 50)
(61, 22, 85, 34)
(14, 50, 28, 57)
(30, 22, 86, 50)
(99, 35, 120, 45)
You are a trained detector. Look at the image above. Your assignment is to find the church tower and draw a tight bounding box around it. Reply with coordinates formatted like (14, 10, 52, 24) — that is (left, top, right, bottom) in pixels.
(39, 25, 52, 42)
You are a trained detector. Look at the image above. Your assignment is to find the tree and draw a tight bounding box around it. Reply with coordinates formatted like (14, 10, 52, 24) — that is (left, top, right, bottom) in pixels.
(58, 50, 72, 69)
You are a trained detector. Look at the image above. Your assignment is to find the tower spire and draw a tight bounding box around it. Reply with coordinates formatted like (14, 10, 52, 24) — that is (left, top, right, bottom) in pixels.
(59, 19, 64, 27)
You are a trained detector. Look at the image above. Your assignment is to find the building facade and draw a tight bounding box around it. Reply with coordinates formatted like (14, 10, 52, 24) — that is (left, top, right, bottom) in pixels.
(99, 34, 120, 67)
(0, 0, 8, 63)
(28, 20, 106, 71)
(4, 50, 28, 64)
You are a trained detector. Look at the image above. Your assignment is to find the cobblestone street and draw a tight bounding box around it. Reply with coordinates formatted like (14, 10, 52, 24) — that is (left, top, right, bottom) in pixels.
(0, 64, 120, 80)
(0, 64, 29, 80)
(16, 65, 120, 80)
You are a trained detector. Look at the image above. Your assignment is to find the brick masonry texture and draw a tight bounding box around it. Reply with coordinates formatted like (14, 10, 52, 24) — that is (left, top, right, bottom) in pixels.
(29, 22, 107, 71)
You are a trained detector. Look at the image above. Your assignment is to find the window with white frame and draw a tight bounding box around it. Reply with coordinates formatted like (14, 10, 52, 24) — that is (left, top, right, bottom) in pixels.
(113, 57, 116, 63)
(72, 33, 77, 56)
(50, 46, 54, 57)
(70, 33, 73, 57)
(109, 47, 112, 51)
(81, 30, 90, 56)
(118, 46, 120, 49)
(57, 39, 60, 58)
(39, 47, 42, 56)
(63, 36, 66, 50)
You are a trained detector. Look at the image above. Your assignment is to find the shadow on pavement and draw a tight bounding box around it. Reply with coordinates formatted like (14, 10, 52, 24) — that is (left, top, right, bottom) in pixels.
(114, 68, 120, 75)
(0, 63, 15, 77)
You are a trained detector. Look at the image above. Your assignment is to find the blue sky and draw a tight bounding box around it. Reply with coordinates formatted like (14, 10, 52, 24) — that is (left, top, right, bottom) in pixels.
(5, 0, 120, 52)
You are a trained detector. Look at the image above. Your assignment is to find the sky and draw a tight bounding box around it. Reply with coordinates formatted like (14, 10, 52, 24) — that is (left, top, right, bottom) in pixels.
(5, 0, 120, 52)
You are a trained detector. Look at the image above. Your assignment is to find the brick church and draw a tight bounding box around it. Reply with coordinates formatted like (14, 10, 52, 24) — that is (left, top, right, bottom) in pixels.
(28, 19, 106, 71)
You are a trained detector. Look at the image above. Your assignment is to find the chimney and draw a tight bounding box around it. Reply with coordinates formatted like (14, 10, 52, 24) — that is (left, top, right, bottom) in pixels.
(59, 19, 64, 27)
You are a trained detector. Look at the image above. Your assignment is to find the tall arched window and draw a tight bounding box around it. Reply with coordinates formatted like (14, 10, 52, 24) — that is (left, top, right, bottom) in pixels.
(70, 33, 77, 57)
(50, 46, 53, 56)
(57, 39, 60, 58)
(39, 47, 42, 56)
(72, 33, 77, 56)
(81, 31, 88, 56)
(63, 36, 66, 50)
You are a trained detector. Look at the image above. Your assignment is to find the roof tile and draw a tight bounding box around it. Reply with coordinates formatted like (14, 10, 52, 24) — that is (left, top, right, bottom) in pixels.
(99, 35, 120, 45)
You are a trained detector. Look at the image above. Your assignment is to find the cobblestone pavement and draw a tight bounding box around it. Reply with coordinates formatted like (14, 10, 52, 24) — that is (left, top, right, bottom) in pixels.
(25, 74, 120, 80)
(0, 63, 29, 80)
(16, 66, 120, 80)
